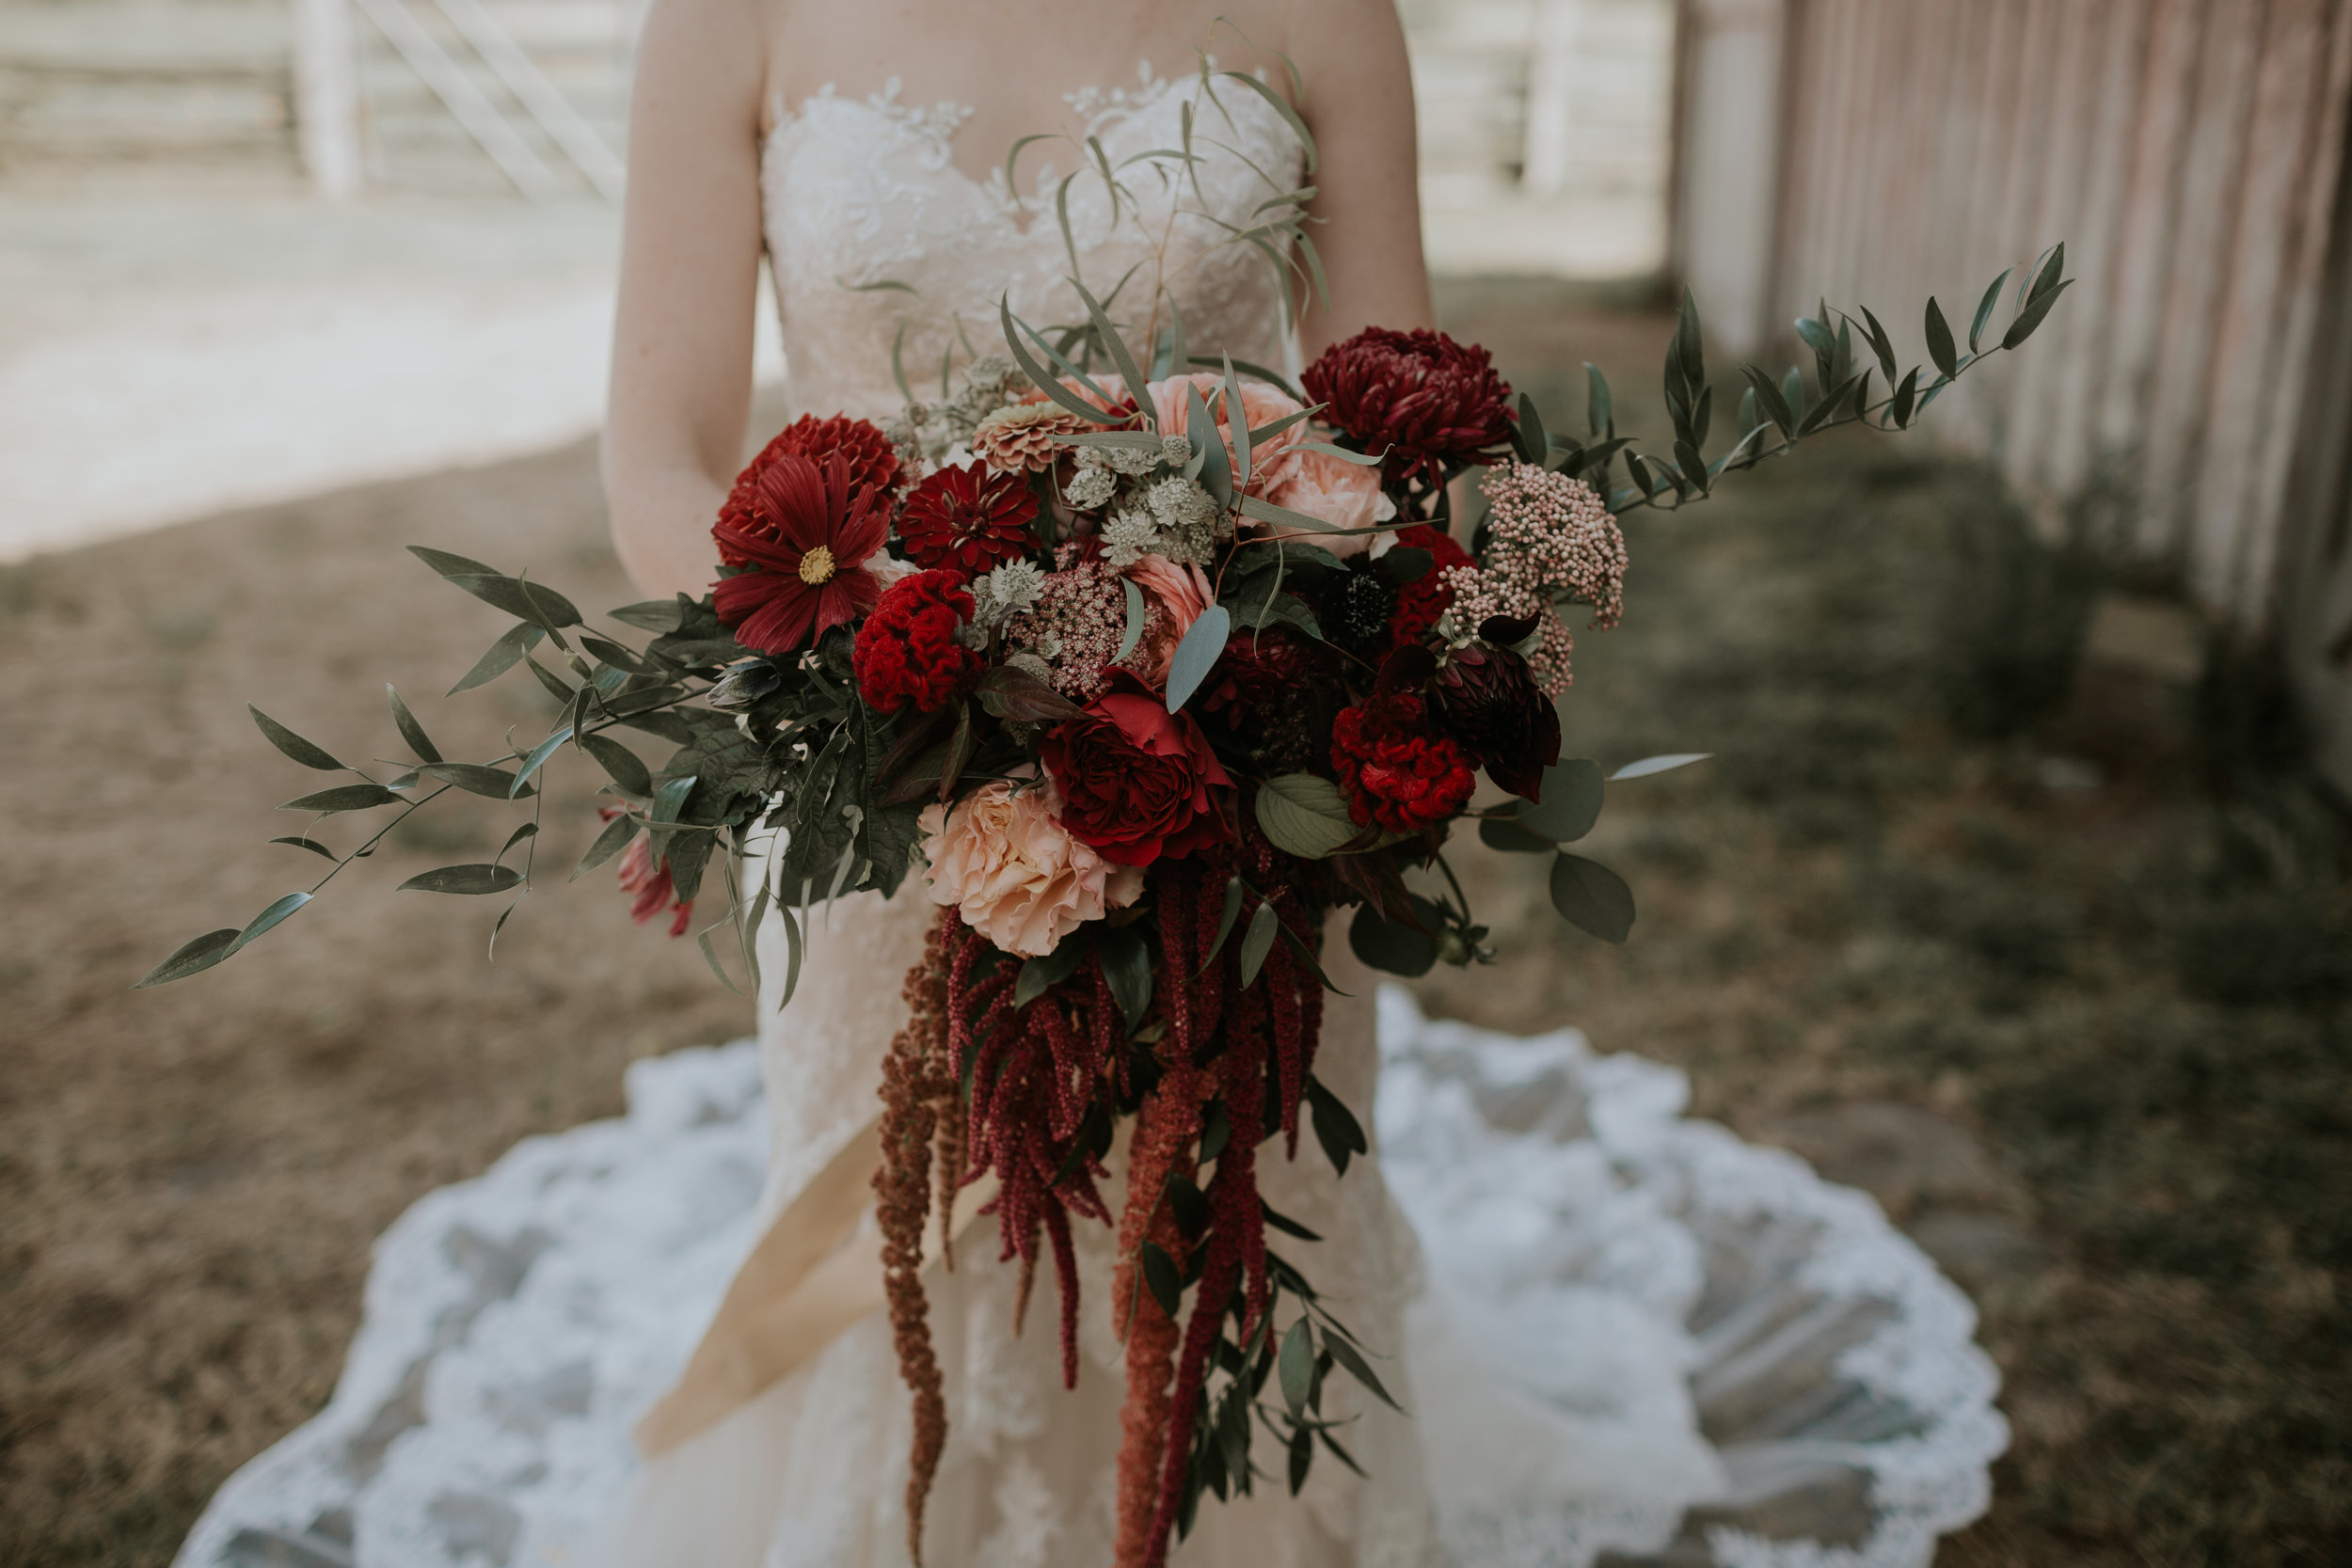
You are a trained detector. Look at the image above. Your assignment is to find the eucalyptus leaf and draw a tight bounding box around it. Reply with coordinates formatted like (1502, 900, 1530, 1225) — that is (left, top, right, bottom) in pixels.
(1164, 604, 1229, 713)
(1239, 901, 1279, 988)
(133, 927, 242, 989)
(280, 783, 402, 814)
(1479, 817, 1557, 854)
(1187, 384, 1232, 508)
(1516, 758, 1604, 841)
(1347, 900, 1437, 978)
(247, 705, 342, 771)
(1549, 852, 1635, 943)
(1610, 752, 1711, 781)
(398, 863, 526, 895)
(1279, 1319, 1315, 1417)
(1116, 577, 1148, 664)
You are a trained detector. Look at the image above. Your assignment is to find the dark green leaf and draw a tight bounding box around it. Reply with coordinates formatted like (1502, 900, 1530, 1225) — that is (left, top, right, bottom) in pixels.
(1516, 758, 1605, 841)
(651, 774, 697, 823)
(1585, 361, 1613, 437)
(1741, 365, 1797, 436)
(280, 783, 402, 813)
(1201, 876, 1246, 972)
(269, 835, 338, 860)
(1378, 546, 1432, 585)
(1322, 1331, 1402, 1412)
(236, 891, 311, 946)
(385, 685, 441, 763)
(580, 634, 645, 674)
(133, 927, 242, 989)
(1890, 366, 1921, 429)
(1098, 922, 1153, 1022)
(999, 295, 1121, 424)
(1968, 265, 2016, 354)
(1794, 314, 1836, 364)
(1279, 1319, 1314, 1416)
(1348, 899, 1437, 977)
(1140, 1241, 1183, 1317)
(1479, 817, 1557, 854)
(579, 733, 651, 797)
(2001, 277, 2073, 350)
(1858, 306, 1899, 387)
(1165, 604, 1230, 714)
(450, 621, 545, 695)
(1198, 1101, 1232, 1165)
(1305, 1076, 1368, 1176)
(1238, 900, 1279, 988)
(420, 762, 531, 800)
(408, 545, 498, 578)
(1254, 772, 1357, 859)
(246, 705, 342, 771)
(1513, 389, 1549, 465)
(439, 571, 581, 630)
(1261, 1202, 1322, 1243)
(1015, 936, 1087, 1007)
(976, 665, 1088, 723)
(1925, 297, 1959, 381)
(608, 597, 686, 633)
(496, 821, 538, 863)
(509, 726, 573, 798)
(398, 863, 525, 895)
(1549, 852, 1635, 942)
(1288, 1424, 1313, 1495)
(572, 810, 638, 879)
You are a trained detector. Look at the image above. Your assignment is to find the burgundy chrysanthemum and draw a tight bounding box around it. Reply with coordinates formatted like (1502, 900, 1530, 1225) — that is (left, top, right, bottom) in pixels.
(1330, 690, 1475, 833)
(1300, 327, 1517, 489)
(898, 462, 1041, 574)
(1431, 641, 1561, 800)
(717, 414, 901, 567)
(854, 569, 979, 715)
(710, 451, 889, 655)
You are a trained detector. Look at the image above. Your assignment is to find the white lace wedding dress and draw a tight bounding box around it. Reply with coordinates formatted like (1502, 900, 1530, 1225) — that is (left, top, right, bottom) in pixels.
(174, 67, 2008, 1568)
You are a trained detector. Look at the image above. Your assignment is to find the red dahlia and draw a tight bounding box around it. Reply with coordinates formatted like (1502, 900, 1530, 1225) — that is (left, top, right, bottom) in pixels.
(717, 414, 901, 567)
(710, 451, 890, 655)
(1388, 524, 1475, 649)
(854, 569, 979, 715)
(898, 462, 1040, 574)
(1300, 327, 1517, 489)
(1330, 690, 1475, 833)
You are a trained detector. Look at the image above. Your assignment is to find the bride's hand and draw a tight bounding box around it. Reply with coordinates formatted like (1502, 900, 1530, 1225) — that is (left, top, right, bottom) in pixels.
(602, 0, 770, 602)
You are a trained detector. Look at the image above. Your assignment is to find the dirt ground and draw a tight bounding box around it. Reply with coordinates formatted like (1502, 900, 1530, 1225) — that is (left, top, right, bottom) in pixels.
(5, 289, 2348, 1566)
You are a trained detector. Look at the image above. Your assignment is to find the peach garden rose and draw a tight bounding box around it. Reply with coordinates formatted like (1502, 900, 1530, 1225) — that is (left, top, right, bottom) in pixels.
(916, 768, 1143, 957)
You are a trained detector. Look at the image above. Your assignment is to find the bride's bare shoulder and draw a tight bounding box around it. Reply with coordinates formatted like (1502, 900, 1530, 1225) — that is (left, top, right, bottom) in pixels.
(1266, 0, 1412, 106)
(633, 0, 770, 126)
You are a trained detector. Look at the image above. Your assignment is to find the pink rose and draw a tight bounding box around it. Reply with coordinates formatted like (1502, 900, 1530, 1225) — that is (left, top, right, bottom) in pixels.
(1262, 445, 1394, 557)
(917, 768, 1143, 957)
(1145, 372, 1308, 493)
(1122, 553, 1215, 689)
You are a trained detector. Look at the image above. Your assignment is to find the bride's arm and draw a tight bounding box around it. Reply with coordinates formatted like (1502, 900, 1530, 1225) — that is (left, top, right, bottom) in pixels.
(602, 0, 770, 601)
(1286, 0, 1436, 357)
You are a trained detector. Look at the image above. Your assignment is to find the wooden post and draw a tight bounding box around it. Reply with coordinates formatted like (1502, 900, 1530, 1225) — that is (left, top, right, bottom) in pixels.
(1671, 0, 1788, 356)
(292, 0, 365, 200)
(1523, 0, 1585, 198)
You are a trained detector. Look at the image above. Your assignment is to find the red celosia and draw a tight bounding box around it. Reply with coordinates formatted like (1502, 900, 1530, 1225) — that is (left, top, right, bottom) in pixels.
(1388, 523, 1475, 649)
(853, 569, 979, 715)
(1330, 690, 1477, 832)
(898, 462, 1041, 574)
(716, 414, 901, 567)
(1299, 327, 1517, 490)
(608, 814, 691, 937)
(710, 451, 890, 655)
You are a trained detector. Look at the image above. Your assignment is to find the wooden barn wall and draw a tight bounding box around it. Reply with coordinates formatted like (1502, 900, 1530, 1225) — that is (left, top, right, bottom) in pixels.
(1678, 0, 2352, 633)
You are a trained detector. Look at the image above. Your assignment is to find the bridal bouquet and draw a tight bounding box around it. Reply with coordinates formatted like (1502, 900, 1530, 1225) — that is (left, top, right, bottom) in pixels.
(144, 231, 2069, 1560)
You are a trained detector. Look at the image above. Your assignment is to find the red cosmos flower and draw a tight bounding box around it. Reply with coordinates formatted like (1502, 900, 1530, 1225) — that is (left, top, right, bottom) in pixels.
(1330, 690, 1476, 833)
(710, 451, 890, 655)
(898, 462, 1041, 574)
(853, 569, 979, 714)
(1389, 524, 1475, 649)
(1041, 688, 1232, 866)
(1300, 327, 1517, 489)
(605, 810, 691, 937)
(716, 414, 901, 568)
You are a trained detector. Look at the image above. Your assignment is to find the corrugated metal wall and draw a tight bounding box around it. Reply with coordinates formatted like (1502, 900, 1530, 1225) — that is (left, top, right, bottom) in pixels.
(1677, 0, 2352, 640)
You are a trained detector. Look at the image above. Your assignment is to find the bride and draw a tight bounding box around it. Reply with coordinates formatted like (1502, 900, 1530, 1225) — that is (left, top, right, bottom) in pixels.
(173, 3, 2008, 1565)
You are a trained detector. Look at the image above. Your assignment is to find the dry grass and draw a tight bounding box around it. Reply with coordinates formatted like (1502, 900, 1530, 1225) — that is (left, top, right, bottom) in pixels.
(4, 289, 2347, 1565)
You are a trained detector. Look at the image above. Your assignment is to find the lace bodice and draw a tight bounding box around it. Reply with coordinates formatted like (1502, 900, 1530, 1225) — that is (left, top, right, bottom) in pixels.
(760, 66, 1305, 423)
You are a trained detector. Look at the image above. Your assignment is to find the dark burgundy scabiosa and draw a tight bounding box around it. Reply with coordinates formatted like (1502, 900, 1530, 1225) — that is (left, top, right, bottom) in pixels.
(1198, 626, 1332, 774)
(1329, 690, 1476, 833)
(1431, 641, 1561, 800)
(853, 569, 980, 715)
(710, 451, 891, 655)
(1300, 328, 1517, 490)
(716, 414, 901, 567)
(1387, 524, 1477, 650)
(898, 462, 1041, 575)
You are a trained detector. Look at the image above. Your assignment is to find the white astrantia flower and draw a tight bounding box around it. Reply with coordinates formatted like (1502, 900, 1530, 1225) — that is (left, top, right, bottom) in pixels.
(1103, 442, 1164, 477)
(972, 560, 1046, 630)
(1063, 453, 1118, 512)
(1099, 507, 1163, 568)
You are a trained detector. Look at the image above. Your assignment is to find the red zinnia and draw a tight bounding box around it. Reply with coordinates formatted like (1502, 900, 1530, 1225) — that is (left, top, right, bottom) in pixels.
(1300, 327, 1517, 489)
(898, 462, 1040, 574)
(1330, 690, 1475, 833)
(710, 451, 890, 655)
(1389, 524, 1476, 649)
(853, 569, 979, 714)
(716, 414, 901, 568)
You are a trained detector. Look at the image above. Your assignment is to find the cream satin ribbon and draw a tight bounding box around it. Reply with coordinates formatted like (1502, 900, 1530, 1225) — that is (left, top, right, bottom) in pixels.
(635, 1115, 1000, 1457)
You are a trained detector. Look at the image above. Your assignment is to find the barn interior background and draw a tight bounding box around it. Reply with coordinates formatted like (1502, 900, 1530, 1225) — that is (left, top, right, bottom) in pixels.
(3, 2, 2350, 1565)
